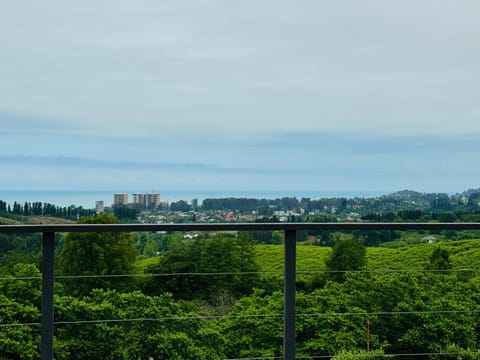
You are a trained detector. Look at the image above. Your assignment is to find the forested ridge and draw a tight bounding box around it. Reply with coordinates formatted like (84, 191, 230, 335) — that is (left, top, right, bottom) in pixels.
(2, 213, 480, 358)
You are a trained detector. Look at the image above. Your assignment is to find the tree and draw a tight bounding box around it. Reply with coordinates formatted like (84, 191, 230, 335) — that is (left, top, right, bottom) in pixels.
(143, 238, 158, 257)
(54, 290, 225, 359)
(0, 294, 40, 359)
(112, 204, 138, 220)
(325, 238, 366, 282)
(170, 200, 192, 212)
(58, 214, 138, 297)
(428, 247, 451, 272)
(144, 233, 259, 301)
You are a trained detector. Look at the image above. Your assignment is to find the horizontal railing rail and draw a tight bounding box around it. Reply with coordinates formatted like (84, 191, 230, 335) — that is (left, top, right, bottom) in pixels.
(1, 222, 480, 360)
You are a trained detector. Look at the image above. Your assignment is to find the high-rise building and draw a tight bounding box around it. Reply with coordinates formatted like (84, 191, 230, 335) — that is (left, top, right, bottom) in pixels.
(130, 192, 161, 209)
(132, 193, 146, 206)
(113, 193, 128, 205)
(191, 198, 198, 209)
(146, 193, 160, 208)
(95, 201, 104, 214)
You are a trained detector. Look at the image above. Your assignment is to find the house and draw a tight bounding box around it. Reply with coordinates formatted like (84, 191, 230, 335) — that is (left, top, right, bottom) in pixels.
(422, 235, 437, 244)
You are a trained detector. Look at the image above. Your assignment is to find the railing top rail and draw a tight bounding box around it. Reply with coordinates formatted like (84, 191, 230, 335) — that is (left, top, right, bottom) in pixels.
(1, 222, 480, 233)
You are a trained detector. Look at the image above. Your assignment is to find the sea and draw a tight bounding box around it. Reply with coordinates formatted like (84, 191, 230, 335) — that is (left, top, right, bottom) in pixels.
(0, 190, 387, 209)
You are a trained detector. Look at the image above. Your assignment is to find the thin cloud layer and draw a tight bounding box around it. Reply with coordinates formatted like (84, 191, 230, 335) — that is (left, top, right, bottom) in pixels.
(1, 1, 479, 192)
(1, 0, 480, 137)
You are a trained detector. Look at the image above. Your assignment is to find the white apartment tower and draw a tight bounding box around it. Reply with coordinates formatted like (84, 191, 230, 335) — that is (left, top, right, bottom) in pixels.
(95, 201, 104, 214)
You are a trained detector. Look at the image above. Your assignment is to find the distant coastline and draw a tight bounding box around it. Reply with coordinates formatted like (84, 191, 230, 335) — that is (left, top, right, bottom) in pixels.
(0, 189, 388, 209)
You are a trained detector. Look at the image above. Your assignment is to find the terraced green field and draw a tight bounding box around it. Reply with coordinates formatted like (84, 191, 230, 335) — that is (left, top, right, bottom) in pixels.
(256, 239, 480, 274)
(138, 239, 480, 277)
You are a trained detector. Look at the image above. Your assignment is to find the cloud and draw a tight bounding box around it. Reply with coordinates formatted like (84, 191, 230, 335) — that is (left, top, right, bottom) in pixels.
(0, 155, 217, 171)
(262, 132, 480, 155)
(1, 1, 480, 138)
(0, 154, 291, 176)
(1, 1, 480, 193)
(0, 111, 73, 134)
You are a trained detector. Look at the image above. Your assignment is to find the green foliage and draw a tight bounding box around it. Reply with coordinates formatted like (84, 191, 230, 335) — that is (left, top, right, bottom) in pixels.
(0, 264, 42, 359)
(132, 231, 177, 257)
(144, 234, 259, 301)
(142, 238, 158, 257)
(0, 263, 41, 307)
(428, 247, 451, 271)
(444, 345, 480, 359)
(254, 244, 331, 273)
(112, 204, 138, 220)
(220, 268, 480, 357)
(241, 241, 480, 356)
(54, 290, 225, 359)
(58, 214, 138, 297)
(248, 230, 283, 244)
(169, 200, 192, 212)
(0, 294, 40, 359)
(326, 238, 366, 282)
(221, 290, 284, 358)
(376, 274, 479, 354)
(4, 230, 480, 357)
(333, 349, 388, 359)
(0, 199, 95, 220)
(0, 233, 41, 266)
(367, 245, 431, 270)
(222, 285, 379, 358)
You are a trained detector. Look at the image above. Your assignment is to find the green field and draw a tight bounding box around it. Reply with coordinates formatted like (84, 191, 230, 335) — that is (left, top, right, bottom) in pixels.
(138, 238, 480, 276)
(255, 239, 480, 274)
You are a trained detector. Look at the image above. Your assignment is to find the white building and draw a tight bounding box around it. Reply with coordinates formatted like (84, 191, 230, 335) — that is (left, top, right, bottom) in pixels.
(95, 201, 104, 214)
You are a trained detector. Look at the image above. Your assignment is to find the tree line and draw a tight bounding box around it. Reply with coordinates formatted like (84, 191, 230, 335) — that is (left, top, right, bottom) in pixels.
(189, 190, 480, 215)
(0, 200, 95, 219)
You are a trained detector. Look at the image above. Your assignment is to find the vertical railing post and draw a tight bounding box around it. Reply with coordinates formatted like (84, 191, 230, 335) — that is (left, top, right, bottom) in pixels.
(284, 229, 296, 360)
(41, 232, 55, 360)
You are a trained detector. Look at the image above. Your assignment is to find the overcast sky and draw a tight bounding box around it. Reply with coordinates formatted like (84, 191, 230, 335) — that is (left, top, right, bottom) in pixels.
(1, 0, 479, 195)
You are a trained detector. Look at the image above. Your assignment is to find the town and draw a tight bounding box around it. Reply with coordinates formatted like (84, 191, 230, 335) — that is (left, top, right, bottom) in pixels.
(89, 189, 480, 225)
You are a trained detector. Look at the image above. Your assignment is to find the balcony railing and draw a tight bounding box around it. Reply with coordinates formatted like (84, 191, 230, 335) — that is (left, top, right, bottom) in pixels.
(1, 222, 480, 360)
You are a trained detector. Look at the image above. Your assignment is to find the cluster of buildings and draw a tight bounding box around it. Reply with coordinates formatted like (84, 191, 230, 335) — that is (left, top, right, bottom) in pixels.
(114, 192, 161, 208)
(95, 192, 162, 214)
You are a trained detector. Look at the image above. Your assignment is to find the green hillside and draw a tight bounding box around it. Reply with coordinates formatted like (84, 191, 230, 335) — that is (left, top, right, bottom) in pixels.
(254, 239, 480, 275)
(138, 239, 480, 276)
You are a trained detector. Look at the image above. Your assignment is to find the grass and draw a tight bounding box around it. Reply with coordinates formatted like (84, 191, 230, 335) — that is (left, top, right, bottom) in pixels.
(136, 256, 160, 272)
(0, 216, 21, 225)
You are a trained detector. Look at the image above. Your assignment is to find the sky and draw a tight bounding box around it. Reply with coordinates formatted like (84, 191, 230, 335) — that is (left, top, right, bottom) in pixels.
(1, 0, 480, 195)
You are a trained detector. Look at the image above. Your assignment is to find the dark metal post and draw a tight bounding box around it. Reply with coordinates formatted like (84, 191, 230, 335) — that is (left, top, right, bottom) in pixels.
(284, 229, 296, 360)
(41, 232, 55, 360)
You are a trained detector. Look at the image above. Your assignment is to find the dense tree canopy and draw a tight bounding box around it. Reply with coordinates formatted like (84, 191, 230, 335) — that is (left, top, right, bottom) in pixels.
(144, 233, 259, 301)
(58, 213, 138, 297)
(428, 247, 451, 271)
(53, 290, 225, 360)
(325, 238, 366, 282)
(169, 200, 192, 212)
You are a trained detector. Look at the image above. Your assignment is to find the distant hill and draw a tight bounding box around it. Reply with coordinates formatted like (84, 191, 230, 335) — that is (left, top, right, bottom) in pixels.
(384, 189, 427, 201)
(463, 187, 480, 196)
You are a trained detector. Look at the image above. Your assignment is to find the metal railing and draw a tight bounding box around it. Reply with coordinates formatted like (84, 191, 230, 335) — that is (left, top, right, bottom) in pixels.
(1, 222, 480, 360)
